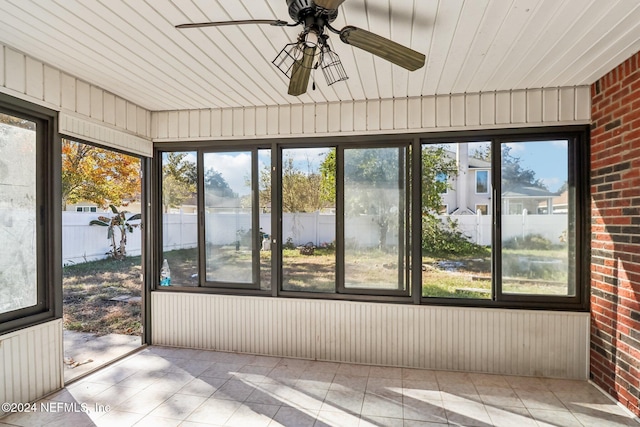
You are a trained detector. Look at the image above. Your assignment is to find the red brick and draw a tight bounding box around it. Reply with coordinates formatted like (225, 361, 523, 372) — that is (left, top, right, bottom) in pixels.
(591, 50, 640, 418)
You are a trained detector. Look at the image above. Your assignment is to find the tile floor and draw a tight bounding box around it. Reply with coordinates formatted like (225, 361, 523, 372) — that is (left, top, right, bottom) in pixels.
(1, 346, 638, 427)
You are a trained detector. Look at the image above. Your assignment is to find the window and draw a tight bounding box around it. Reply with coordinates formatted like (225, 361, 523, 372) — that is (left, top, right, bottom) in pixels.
(75, 206, 97, 212)
(499, 140, 575, 298)
(281, 147, 335, 293)
(436, 172, 448, 193)
(421, 142, 492, 300)
(203, 151, 256, 286)
(0, 95, 58, 333)
(476, 170, 489, 193)
(161, 152, 198, 287)
(155, 127, 587, 310)
(343, 146, 408, 294)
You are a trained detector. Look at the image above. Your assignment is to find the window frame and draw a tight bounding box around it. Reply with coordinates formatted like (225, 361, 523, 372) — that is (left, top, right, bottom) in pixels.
(493, 136, 584, 307)
(0, 94, 61, 334)
(153, 126, 589, 311)
(337, 142, 411, 297)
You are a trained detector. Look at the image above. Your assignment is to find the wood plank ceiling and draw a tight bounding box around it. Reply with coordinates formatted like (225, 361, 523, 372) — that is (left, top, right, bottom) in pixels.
(0, 0, 638, 111)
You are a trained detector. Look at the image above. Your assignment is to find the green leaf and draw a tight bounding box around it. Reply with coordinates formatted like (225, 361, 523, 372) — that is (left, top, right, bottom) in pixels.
(127, 213, 141, 221)
(89, 220, 109, 226)
(109, 204, 118, 214)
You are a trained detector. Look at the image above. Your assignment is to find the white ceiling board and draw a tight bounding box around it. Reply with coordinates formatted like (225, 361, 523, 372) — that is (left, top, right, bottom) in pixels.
(542, 2, 640, 87)
(481, 0, 567, 93)
(406, 0, 439, 96)
(0, 1, 188, 110)
(0, 0, 636, 111)
(448, 0, 514, 94)
(518, 0, 631, 89)
(468, 0, 543, 92)
(422, 0, 465, 95)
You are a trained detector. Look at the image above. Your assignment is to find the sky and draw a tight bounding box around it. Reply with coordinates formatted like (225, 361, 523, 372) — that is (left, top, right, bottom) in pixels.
(505, 140, 568, 192)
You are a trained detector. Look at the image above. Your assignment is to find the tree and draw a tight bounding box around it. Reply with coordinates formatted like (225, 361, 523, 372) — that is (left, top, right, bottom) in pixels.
(319, 149, 336, 205)
(341, 148, 405, 249)
(162, 152, 196, 212)
(422, 146, 488, 256)
(204, 168, 237, 199)
(258, 154, 329, 213)
(62, 140, 141, 210)
(316, 147, 460, 250)
(421, 146, 458, 215)
(282, 156, 327, 213)
(500, 145, 546, 189)
(90, 205, 141, 260)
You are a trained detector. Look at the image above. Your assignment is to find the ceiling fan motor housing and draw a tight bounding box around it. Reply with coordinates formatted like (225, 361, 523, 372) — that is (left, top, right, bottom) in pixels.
(287, 0, 338, 23)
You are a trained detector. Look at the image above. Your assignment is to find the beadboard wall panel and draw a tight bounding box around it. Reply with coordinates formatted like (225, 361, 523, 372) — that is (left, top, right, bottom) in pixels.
(0, 320, 63, 416)
(59, 112, 153, 157)
(152, 87, 591, 142)
(1, 44, 152, 154)
(152, 293, 590, 379)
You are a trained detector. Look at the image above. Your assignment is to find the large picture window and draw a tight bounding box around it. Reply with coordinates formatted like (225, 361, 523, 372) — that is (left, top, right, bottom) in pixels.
(155, 127, 587, 310)
(0, 96, 58, 333)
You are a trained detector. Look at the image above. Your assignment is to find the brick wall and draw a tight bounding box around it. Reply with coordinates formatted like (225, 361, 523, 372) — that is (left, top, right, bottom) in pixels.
(591, 50, 640, 416)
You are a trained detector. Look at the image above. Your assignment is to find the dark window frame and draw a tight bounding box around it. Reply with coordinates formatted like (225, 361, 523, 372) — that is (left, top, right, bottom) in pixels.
(153, 125, 589, 312)
(0, 94, 61, 335)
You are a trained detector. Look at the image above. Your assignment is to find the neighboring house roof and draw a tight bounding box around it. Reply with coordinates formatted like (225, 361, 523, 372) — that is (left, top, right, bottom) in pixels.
(442, 149, 491, 169)
(468, 157, 491, 169)
(538, 190, 569, 209)
(502, 184, 557, 198)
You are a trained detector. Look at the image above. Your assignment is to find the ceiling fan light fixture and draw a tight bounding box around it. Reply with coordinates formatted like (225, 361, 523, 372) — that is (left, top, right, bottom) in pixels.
(304, 30, 320, 48)
(272, 42, 304, 78)
(320, 43, 348, 86)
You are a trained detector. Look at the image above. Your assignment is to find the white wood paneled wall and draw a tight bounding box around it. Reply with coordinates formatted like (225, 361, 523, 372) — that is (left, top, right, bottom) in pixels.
(0, 44, 153, 156)
(152, 293, 590, 380)
(152, 87, 591, 141)
(0, 320, 63, 415)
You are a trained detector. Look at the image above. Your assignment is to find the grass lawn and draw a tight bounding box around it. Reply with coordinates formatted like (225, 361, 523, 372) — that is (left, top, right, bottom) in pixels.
(63, 256, 142, 336)
(65, 247, 570, 336)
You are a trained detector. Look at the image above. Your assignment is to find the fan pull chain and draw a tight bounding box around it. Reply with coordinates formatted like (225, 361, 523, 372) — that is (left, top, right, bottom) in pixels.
(312, 61, 320, 91)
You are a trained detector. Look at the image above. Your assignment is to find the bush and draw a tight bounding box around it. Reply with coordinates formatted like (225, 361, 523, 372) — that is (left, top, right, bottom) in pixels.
(421, 215, 489, 257)
(502, 234, 554, 250)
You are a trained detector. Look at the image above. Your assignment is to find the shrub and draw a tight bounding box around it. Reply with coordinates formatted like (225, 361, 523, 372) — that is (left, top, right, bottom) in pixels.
(502, 234, 553, 250)
(421, 215, 489, 257)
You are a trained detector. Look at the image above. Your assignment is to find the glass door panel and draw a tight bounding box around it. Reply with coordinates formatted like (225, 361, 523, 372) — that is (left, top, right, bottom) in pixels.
(203, 151, 255, 285)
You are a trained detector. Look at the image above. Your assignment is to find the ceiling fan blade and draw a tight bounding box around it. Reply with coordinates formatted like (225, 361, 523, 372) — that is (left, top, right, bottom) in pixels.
(176, 19, 289, 29)
(313, 0, 347, 10)
(339, 26, 425, 71)
(288, 46, 316, 96)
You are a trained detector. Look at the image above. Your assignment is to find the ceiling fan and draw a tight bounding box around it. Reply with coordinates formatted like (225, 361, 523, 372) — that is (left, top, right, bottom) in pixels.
(176, 0, 426, 96)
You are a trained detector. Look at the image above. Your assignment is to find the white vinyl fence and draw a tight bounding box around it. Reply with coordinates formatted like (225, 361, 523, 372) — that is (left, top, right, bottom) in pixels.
(62, 211, 568, 265)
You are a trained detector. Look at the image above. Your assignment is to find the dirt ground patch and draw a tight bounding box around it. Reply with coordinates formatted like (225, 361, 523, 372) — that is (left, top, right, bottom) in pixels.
(63, 256, 142, 336)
